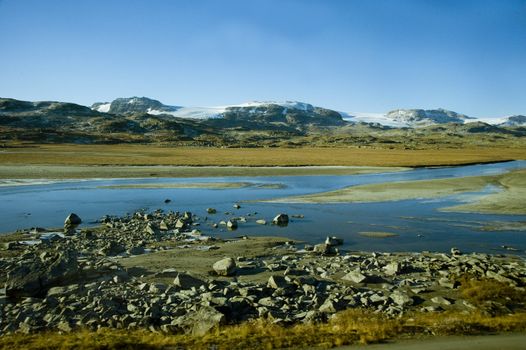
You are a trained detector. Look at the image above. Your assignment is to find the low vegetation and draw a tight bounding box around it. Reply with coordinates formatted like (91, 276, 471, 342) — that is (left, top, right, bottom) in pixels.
(1, 143, 525, 167)
(1, 309, 525, 350)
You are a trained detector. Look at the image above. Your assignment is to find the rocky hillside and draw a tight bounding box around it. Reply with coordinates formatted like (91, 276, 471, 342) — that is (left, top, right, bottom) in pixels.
(385, 108, 473, 127)
(499, 115, 526, 127)
(92, 97, 181, 115)
(1, 97, 525, 147)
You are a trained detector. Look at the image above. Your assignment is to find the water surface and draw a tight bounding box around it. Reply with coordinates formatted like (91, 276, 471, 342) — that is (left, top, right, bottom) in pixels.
(1, 161, 525, 255)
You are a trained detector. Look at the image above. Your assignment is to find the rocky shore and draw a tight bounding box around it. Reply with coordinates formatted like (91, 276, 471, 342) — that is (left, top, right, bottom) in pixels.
(1, 209, 525, 336)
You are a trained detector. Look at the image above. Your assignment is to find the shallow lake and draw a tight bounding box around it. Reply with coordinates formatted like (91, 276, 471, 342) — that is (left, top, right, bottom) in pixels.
(1, 161, 525, 255)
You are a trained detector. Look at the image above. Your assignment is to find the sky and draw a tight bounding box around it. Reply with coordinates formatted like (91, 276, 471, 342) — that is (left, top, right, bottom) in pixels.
(0, 0, 525, 117)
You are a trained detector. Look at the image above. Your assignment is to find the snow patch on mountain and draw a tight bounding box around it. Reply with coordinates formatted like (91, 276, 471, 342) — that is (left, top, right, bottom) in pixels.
(93, 103, 111, 113)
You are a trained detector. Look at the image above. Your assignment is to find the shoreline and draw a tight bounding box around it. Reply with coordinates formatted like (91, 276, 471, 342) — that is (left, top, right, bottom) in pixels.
(263, 169, 526, 215)
(1, 210, 525, 349)
(0, 164, 409, 180)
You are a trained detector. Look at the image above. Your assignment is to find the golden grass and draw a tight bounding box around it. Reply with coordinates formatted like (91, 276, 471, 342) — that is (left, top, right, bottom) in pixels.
(459, 276, 526, 307)
(2, 309, 526, 350)
(1, 144, 525, 167)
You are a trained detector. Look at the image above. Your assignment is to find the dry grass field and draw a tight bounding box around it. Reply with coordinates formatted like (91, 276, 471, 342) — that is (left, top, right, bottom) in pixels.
(1, 308, 524, 350)
(1, 143, 525, 167)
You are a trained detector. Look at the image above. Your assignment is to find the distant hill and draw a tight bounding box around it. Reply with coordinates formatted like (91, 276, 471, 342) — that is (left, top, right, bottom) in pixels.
(92, 97, 181, 115)
(1, 96, 524, 147)
(384, 108, 473, 127)
(499, 115, 526, 127)
(91, 98, 347, 130)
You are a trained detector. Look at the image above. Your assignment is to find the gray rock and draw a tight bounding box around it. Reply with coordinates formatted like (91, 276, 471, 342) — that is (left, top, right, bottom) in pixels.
(206, 208, 217, 214)
(226, 220, 238, 230)
(438, 278, 457, 289)
(6, 250, 79, 298)
(383, 262, 402, 276)
(342, 270, 367, 284)
(431, 296, 452, 305)
(179, 306, 225, 335)
(256, 219, 267, 225)
(64, 213, 82, 227)
(213, 258, 237, 276)
(325, 236, 343, 246)
(267, 275, 291, 289)
(174, 273, 206, 289)
(450, 247, 462, 256)
(390, 290, 413, 307)
(313, 243, 337, 255)
(272, 213, 289, 226)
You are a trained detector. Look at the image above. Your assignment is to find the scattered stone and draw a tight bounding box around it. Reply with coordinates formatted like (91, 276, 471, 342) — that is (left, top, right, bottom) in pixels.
(431, 296, 452, 305)
(174, 273, 206, 289)
(256, 219, 267, 225)
(207, 208, 217, 214)
(341, 269, 367, 284)
(383, 262, 402, 276)
(390, 290, 413, 306)
(213, 258, 237, 276)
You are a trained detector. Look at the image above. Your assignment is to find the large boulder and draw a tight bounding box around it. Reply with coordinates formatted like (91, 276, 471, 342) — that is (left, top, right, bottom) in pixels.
(5, 250, 79, 298)
(177, 306, 225, 335)
(64, 213, 82, 234)
(213, 258, 237, 276)
(272, 213, 289, 226)
(174, 273, 206, 289)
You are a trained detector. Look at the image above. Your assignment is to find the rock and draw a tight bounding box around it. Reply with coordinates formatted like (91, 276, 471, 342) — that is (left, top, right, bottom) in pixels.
(256, 219, 267, 225)
(383, 262, 402, 276)
(174, 273, 206, 289)
(64, 213, 82, 234)
(342, 270, 367, 284)
(486, 270, 517, 285)
(175, 218, 189, 229)
(128, 246, 145, 255)
(6, 250, 79, 298)
(431, 296, 452, 305)
(149, 283, 167, 294)
(438, 278, 457, 289)
(159, 220, 169, 231)
(313, 243, 337, 255)
(180, 306, 226, 335)
(267, 275, 291, 289)
(325, 236, 343, 246)
(100, 241, 125, 256)
(233, 204, 241, 209)
(450, 247, 462, 256)
(213, 258, 237, 276)
(206, 208, 217, 214)
(272, 214, 289, 226)
(226, 220, 238, 230)
(390, 290, 413, 306)
(3, 241, 20, 250)
(64, 213, 82, 227)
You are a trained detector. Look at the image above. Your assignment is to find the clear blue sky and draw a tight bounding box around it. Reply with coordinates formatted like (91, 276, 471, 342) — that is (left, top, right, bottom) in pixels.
(0, 0, 525, 117)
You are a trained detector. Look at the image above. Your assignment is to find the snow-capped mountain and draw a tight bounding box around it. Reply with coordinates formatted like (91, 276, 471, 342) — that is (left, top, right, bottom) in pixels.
(384, 108, 473, 127)
(92, 97, 181, 115)
(90, 98, 345, 128)
(90, 97, 524, 129)
(498, 115, 526, 127)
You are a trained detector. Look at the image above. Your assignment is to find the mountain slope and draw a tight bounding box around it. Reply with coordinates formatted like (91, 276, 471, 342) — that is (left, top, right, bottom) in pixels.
(92, 97, 181, 115)
(384, 108, 473, 127)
